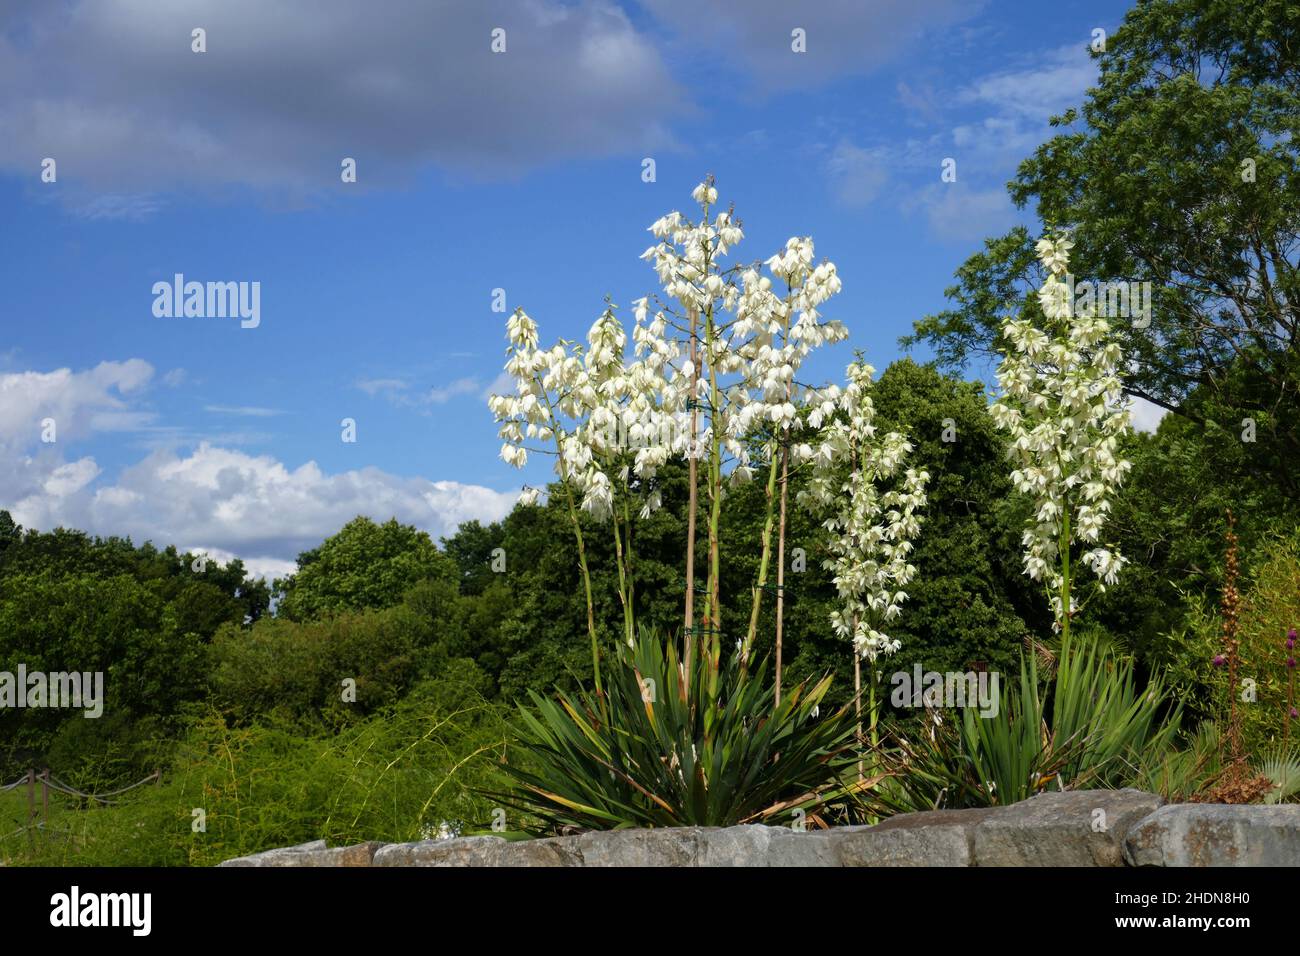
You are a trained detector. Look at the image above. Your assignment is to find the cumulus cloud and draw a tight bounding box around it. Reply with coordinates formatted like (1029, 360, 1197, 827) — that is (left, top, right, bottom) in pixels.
(0, 362, 523, 571)
(0, 0, 686, 204)
(0, 360, 155, 445)
(9, 443, 519, 563)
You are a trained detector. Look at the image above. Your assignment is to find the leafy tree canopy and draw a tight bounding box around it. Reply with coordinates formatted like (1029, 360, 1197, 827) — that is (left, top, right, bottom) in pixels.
(905, 0, 1299, 492)
(274, 516, 457, 621)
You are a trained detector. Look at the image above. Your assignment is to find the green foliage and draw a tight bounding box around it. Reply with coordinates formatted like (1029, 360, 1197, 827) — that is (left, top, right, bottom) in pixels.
(1151, 528, 1300, 752)
(2, 686, 511, 867)
(1136, 721, 1225, 803)
(906, 0, 1300, 483)
(489, 629, 860, 831)
(208, 608, 425, 731)
(875, 634, 1181, 811)
(731, 360, 1040, 711)
(0, 572, 209, 777)
(1256, 744, 1300, 804)
(863, 360, 1043, 675)
(1050, 635, 1183, 788)
(274, 516, 458, 621)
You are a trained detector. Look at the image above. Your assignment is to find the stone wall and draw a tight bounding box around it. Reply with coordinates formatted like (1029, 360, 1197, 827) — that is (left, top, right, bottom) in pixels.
(217, 790, 1300, 867)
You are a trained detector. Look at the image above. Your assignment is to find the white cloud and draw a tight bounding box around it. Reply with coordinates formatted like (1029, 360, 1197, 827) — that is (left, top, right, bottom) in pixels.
(912, 183, 1017, 242)
(641, 0, 983, 90)
(198, 548, 297, 583)
(938, 43, 1097, 170)
(427, 378, 480, 404)
(74, 193, 165, 222)
(824, 42, 1098, 241)
(0, 361, 522, 569)
(0, 360, 155, 445)
(482, 371, 515, 400)
(358, 375, 487, 408)
(7, 442, 521, 569)
(356, 378, 409, 398)
(957, 44, 1096, 121)
(0, 0, 686, 203)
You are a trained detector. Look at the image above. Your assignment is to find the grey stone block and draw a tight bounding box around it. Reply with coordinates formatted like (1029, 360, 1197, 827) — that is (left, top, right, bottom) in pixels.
(972, 789, 1164, 866)
(1125, 804, 1300, 867)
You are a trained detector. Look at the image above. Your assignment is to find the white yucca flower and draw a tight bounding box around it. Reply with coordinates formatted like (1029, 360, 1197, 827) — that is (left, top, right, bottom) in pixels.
(989, 232, 1132, 631)
(489, 180, 855, 661)
(801, 360, 929, 662)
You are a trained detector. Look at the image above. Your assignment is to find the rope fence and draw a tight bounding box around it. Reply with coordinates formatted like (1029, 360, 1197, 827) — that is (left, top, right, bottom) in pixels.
(0, 768, 162, 846)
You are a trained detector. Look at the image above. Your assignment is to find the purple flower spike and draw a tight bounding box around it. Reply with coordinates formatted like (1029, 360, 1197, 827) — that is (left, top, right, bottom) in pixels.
(1212, 654, 1227, 668)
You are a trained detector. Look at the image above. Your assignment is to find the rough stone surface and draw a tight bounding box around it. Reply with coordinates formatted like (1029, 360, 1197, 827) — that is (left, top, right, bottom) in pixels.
(696, 825, 841, 867)
(571, 826, 706, 866)
(373, 835, 581, 867)
(839, 809, 998, 866)
(219, 840, 382, 867)
(217, 792, 1300, 867)
(1125, 804, 1300, 867)
(972, 789, 1164, 867)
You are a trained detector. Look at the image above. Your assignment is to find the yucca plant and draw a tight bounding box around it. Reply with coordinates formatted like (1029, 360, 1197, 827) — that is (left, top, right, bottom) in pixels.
(871, 652, 1086, 813)
(959, 651, 1083, 804)
(870, 634, 1180, 813)
(1050, 633, 1183, 788)
(486, 628, 863, 831)
(1136, 721, 1223, 803)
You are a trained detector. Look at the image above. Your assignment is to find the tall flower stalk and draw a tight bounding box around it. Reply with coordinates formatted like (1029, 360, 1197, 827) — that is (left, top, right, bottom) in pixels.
(989, 233, 1132, 638)
(489, 179, 879, 830)
(493, 180, 855, 728)
(639, 180, 847, 690)
(802, 359, 929, 758)
(1285, 626, 1297, 749)
(742, 241, 844, 674)
(489, 311, 604, 693)
(682, 306, 700, 687)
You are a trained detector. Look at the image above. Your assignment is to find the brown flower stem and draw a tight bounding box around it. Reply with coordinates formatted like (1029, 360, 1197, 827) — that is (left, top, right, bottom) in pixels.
(683, 307, 699, 690)
(774, 445, 790, 704)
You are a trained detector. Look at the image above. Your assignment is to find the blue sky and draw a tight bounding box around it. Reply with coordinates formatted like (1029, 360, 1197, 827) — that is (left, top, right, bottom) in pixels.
(0, 0, 1137, 577)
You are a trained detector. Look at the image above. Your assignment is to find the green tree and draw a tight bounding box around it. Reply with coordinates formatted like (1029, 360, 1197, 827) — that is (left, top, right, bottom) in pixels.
(274, 516, 457, 621)
(906, 0, 1299, 494)
(0, 510, 20, 557)
(773, 360, 1040, 707)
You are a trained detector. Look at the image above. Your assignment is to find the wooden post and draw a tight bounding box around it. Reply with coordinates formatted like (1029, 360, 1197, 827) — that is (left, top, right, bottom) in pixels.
(854, 654, 863, 785)
(683, 306, 699, 690)
(774, 447, 789, 704)
(40, 769, 49, 830)
(26, 769, 35, 849)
